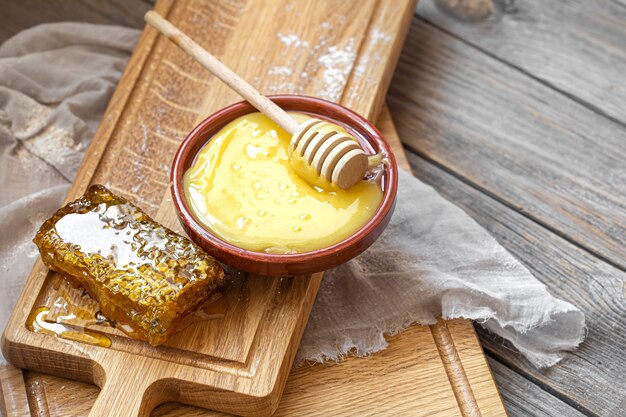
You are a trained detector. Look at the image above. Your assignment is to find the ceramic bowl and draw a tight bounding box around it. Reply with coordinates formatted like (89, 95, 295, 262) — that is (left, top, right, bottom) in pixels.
(171, 95, 398, 275)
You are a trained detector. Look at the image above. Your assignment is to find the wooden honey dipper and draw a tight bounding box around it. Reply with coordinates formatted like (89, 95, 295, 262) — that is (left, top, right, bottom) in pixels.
(145, 11, 381, 190)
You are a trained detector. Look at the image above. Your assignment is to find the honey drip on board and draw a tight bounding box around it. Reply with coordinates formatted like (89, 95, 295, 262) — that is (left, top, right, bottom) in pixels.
(27, 296, 227, 347)
(27, 307, 112, 348)
(29, 274, 228, 346)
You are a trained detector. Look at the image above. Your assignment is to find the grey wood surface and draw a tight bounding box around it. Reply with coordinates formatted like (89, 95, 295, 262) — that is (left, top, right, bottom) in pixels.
(389, 15, 626, 271)
(417, 0, 626, 125)
(408, 151, 626, 416)
(487, 358, 586, 417)
(0, 0, 151, 42)
(1, 1, 625, 416)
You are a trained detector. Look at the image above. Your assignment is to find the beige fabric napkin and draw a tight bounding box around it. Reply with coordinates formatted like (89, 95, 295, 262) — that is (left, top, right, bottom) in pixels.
(0, 23, 585, 369)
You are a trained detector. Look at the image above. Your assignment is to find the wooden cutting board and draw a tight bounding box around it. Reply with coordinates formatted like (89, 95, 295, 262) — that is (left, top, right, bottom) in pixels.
(1, 0, 506, 416)
(1, 0, 417, 416)
(0, 108, 506, 417)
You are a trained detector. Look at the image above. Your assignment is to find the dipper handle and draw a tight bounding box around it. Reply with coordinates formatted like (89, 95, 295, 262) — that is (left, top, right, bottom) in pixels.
(145, 11, 300, 135)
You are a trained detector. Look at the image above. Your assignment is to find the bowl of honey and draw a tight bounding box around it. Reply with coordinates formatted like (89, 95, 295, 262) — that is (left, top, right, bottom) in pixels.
(171, 95, 398, 275)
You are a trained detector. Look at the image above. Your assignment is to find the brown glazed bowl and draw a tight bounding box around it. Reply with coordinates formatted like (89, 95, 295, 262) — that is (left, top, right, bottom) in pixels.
(171, 95, 398, 276)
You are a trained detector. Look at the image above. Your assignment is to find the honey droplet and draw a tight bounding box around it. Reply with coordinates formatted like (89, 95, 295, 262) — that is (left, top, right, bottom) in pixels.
(293, 226, 302, 232)
(258, 210, 267, 217)
(299, 213, 311, 221)
(232, 163, 241, 171)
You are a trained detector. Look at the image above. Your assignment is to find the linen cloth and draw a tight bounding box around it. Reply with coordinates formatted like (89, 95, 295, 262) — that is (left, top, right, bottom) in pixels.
(0, 23, 585, 369)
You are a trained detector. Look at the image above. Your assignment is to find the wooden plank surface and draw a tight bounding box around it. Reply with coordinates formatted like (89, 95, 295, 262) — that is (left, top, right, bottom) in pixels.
(387, 12, 626, 416)
(487, 359, 585, 417)
(0, 366, 30, 417)
(409, 151, 626, 416)
(417, 0, 626, 124)
(389, 15, 626, 270)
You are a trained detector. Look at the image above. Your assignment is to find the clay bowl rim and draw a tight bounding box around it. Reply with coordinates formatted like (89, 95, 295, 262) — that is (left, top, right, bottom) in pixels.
(170, 95, 398, 274)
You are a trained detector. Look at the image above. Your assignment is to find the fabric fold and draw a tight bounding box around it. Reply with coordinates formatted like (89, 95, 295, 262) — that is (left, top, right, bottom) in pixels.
(296, 169, 585, 368)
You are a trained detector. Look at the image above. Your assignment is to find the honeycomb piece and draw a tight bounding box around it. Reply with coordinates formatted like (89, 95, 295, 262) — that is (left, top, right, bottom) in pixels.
(33, 185, 225, 345)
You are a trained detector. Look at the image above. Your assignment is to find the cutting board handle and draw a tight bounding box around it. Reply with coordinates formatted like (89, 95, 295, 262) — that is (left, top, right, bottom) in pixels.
(89, 359, 162, 417)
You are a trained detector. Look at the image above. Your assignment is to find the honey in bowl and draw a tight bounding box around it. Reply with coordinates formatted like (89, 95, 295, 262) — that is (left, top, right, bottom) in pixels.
(183, 112, 383, 254)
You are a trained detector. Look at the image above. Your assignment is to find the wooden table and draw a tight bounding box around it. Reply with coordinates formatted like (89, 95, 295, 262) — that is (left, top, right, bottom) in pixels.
(2, 1, 625, 416)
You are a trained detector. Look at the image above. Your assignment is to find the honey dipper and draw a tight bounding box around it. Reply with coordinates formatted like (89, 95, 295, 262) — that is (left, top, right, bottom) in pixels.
(145, 11, 381, 190)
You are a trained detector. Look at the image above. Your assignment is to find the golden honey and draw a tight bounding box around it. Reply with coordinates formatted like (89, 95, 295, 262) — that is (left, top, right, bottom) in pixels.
(183, 112, 383, 254)
(27, 307, 112, 348)
(33, 185, 225, 345)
